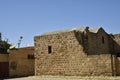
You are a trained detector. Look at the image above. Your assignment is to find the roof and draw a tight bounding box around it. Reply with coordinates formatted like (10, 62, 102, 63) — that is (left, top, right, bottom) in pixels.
(43, 26, 88, 35)
(19, 46, 34, 50)
(35, 27, 104, 37)
(72, 27, 88, 32)
(89, 27, 102, 33)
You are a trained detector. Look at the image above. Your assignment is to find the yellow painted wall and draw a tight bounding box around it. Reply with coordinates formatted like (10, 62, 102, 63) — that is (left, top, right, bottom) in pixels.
(0, 54, 9, 62)
(9, 47, 34, 77)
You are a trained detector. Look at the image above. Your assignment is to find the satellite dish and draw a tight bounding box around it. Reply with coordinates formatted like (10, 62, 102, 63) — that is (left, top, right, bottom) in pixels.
(9, 44, 16, 49)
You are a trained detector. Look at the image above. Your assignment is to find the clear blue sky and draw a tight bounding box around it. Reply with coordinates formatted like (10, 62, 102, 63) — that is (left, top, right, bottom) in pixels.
(0, 0, 120, 47)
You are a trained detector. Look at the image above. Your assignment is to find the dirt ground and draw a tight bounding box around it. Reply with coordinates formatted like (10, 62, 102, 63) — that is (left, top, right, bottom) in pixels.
(3, 76, 120, 80)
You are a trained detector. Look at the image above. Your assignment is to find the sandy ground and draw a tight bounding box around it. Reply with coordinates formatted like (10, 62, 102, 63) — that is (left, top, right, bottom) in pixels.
(4, 76, 120, 80)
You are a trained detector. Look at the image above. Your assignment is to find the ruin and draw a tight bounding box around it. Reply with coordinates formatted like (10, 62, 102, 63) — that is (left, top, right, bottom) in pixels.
(34, 27, 120, 76)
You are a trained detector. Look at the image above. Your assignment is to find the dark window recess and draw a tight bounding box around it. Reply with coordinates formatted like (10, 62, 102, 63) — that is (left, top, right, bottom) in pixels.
(117, 53, 120, 57)
(102, 36, 105, 44)
(85, 35, 88, 40)
(28, 54, 35, 59)
(48, 46, 52, 54)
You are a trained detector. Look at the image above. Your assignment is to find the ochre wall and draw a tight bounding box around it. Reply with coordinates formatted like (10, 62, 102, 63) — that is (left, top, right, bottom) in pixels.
(9, 47, 34, 77)
(0, 54, 8, 62)
(34, 31, 112, 76)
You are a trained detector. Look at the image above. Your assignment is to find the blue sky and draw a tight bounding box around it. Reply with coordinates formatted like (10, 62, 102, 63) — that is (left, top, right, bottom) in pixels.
(0, 0, 120, 47)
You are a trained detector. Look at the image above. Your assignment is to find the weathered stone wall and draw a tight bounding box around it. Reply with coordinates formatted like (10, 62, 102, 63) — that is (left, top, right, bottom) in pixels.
(9, 47, 34, 77)
(112, 34, 120, 76)
(116, 57, 120, 75)
(34, 31, 112, 76)
(111, 34, 120, 76)
(87, 29, 110, 54)
(113, 34, 120, 53)
(0, 54, 8, 62)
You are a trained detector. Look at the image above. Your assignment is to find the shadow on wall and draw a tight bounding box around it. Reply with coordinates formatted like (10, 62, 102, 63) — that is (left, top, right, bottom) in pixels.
(114, 41, 120, 56)
(110, 35, 120, 76)
(111, 34, 120, 56)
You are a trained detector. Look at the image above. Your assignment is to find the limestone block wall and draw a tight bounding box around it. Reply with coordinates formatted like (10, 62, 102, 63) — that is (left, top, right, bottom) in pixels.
(116, 57, 120, 75)
(9, 47, 34, 77)
(87, 29, 110, 54)
(111, 34, 120, 76)
(0, 54, 8, 62)
(34, 31, 112, 76)
(113, 34, 120, 53)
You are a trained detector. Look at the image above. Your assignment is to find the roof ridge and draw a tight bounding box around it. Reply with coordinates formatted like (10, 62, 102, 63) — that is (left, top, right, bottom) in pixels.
(43, 26, 88, 35)
(89, 27, 102, 33)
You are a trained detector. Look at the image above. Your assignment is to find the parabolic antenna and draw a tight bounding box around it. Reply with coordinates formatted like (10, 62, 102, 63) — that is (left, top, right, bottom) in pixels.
(9, 44, 16, 49)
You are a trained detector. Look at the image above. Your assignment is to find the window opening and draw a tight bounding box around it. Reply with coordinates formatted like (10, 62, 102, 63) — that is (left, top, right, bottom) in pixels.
(28, 54, 35, 59)
(48, 46, 52, 54)
(102, 36, 104, 44)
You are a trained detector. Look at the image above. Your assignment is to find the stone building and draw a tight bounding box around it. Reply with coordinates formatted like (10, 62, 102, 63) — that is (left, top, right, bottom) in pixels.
(34, 27, 120, 76)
